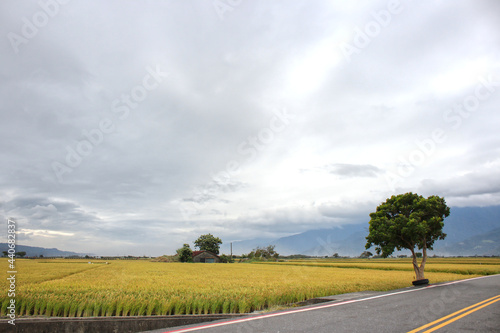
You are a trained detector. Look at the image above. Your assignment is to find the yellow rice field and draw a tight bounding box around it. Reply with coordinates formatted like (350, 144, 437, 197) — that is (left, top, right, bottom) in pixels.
(1, 258, 498, 317)
(262, 258, 500, 275)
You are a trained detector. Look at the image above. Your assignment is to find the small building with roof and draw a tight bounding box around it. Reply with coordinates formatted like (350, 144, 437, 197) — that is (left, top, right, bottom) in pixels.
(192, 250, 220, 263)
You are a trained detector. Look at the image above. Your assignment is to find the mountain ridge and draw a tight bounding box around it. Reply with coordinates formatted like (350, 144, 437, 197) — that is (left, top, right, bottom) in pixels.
(0, 243, 88, 257)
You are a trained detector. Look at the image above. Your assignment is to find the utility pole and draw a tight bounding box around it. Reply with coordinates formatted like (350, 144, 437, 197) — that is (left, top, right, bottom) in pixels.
(230, 242, 233, 261)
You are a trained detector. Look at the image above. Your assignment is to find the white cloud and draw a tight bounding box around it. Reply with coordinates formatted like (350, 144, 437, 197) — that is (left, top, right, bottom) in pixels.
(19, 229, 75, 238)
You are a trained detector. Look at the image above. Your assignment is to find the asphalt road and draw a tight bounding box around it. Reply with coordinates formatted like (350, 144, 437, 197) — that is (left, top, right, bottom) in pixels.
(143, 274, 500, 333)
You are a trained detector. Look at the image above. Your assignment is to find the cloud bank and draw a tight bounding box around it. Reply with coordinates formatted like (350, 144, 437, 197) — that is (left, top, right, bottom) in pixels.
(1, 0, 499, 255)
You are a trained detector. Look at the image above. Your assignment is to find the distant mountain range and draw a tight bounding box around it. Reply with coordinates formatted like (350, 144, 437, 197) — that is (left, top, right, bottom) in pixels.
(0, 243, 87, 257)
(437, 227, 500, 256)
(231, 206, 500, 257)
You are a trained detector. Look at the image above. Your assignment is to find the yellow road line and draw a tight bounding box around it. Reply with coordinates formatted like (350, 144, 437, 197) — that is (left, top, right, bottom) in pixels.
(421, 297, 500, 333)
(408, 294, 500, 333)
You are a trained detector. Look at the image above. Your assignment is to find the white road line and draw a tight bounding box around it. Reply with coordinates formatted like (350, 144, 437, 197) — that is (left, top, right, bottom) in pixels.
(163, 274, 499, 333)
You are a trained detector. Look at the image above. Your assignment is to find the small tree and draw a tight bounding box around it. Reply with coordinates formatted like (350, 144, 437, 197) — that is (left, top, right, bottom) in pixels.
(365, 192, 450, 281)
(194, 234, 222, 255)
(359, 251, 372, 258)
(219, 254, 233, 263)
(17, 251, 27, 258)
(176, 244, 193, 263)
(249, 245, 279, 261)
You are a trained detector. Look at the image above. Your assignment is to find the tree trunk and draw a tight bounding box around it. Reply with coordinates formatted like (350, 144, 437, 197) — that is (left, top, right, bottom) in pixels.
(411, 246, 427, 280)
(420, 244, 427, 277)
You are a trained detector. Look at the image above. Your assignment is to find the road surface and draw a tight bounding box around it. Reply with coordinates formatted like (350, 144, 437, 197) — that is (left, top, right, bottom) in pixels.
(144, 274, 500, 333)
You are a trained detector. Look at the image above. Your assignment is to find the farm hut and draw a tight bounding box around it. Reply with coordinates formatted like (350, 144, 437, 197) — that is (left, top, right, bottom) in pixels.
(192, 250, 220, 263)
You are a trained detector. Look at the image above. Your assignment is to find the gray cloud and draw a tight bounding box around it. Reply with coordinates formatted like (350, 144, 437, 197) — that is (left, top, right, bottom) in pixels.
(420, 170, 500, 199)
(327, 164, 382, 178)
(318, 201, 375, 221)
(1, 0, 499, 255)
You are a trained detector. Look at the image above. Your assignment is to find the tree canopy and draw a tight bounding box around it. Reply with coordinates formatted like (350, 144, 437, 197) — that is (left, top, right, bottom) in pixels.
(247, 245, 279, 261)
(365, 192, 450, 280)
(194, 233, 222, 255)
(176, 244, 193, 263)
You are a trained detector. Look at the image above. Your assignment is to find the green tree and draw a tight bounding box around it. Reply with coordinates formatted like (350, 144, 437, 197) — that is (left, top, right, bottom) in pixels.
(17, 251, 27, 258)
(249, 245, 279, 261)
(219, 254, 233, 263)
(365, 192, 450, 281)
(194, 234, 222, 255)
(2, 251, 7, 257)
(176, 244, 193, 263)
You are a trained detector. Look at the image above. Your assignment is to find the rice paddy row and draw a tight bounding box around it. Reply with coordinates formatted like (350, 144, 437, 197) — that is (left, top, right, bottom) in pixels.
(259, 258, 500, 275)
(1, 258, 497, 317)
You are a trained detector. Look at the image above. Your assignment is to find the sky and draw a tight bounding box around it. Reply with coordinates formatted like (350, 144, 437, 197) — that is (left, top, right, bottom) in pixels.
(1, 0, 499, 256)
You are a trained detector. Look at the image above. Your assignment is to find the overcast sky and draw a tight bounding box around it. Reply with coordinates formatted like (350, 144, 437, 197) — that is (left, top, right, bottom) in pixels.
(1, 0, 499, 256)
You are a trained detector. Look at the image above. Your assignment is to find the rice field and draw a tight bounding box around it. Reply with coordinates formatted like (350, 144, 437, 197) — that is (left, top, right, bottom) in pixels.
(1, 257, 498, 317)
(262, 257, 500, 275)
